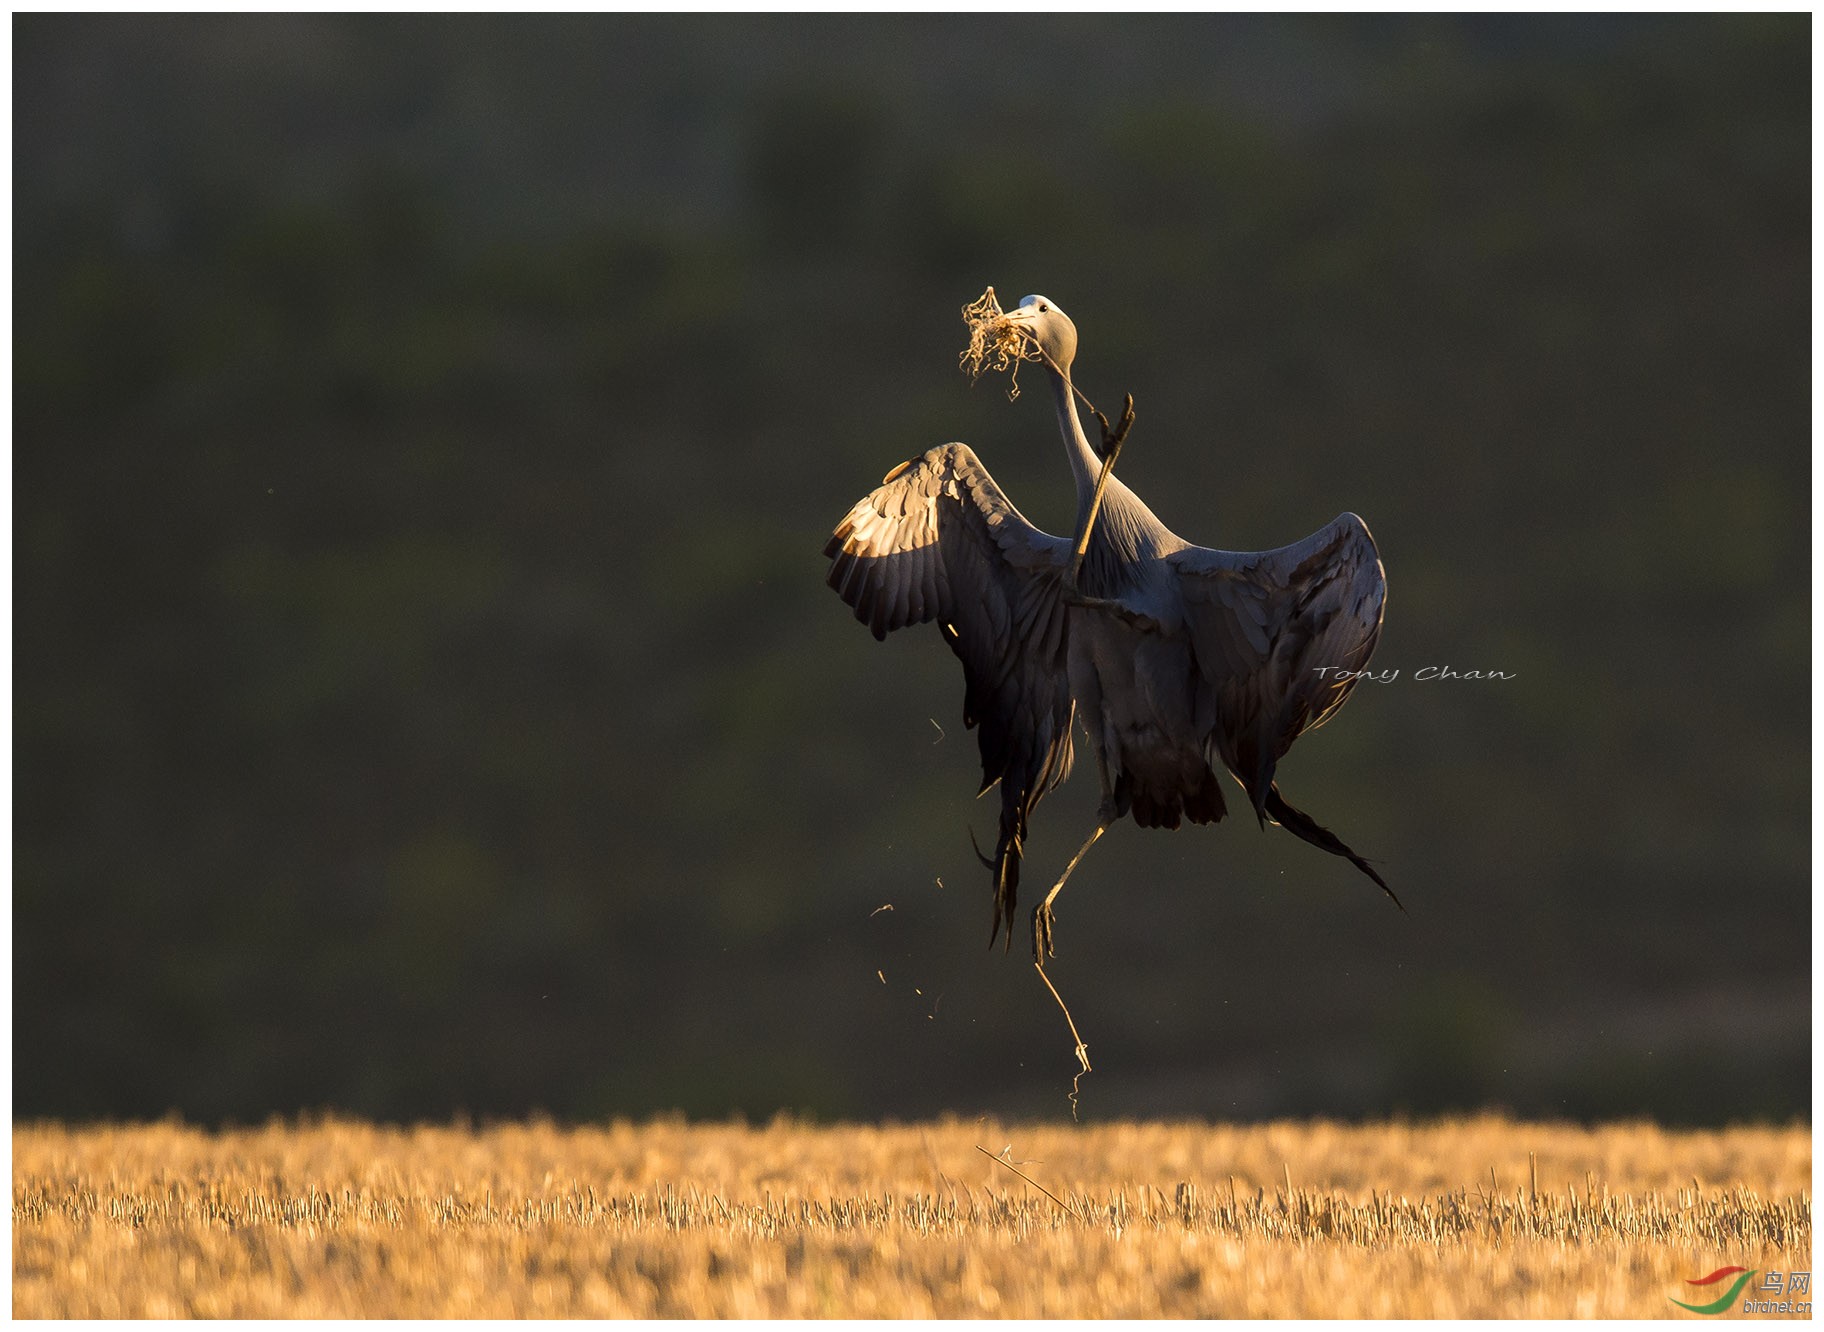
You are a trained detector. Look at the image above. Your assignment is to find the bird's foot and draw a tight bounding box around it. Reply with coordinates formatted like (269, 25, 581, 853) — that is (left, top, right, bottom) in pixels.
(1090, 392, 1136, 462)
(1031, 901, 1056, 965)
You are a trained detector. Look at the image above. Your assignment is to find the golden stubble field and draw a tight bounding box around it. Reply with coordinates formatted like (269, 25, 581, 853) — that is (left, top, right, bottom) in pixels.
(12, 1116, 1811, 1318)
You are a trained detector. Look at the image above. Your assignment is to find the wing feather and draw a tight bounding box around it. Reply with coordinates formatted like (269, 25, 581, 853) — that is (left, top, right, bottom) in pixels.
(1170, 512, 1386, 814)
(824, 443, 1076, 948)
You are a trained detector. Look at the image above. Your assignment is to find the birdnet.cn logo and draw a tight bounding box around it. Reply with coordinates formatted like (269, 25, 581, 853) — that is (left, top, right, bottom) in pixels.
(1670, 1267, 1810, 1316)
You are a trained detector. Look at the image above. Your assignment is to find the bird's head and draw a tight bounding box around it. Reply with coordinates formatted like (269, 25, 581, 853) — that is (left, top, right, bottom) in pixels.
(1000, 294, 1078, 374)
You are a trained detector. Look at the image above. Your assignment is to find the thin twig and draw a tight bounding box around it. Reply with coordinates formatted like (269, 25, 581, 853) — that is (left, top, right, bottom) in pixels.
(1033, 960, 1092, 1118)
(1069, 394, 1134, 589)
(974, 1145, 1085, 1224)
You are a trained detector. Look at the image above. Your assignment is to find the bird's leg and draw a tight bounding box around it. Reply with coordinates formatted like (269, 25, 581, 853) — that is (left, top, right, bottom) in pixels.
(1030, 809, 1115, 1093)
(1031, 819, 1109, 963)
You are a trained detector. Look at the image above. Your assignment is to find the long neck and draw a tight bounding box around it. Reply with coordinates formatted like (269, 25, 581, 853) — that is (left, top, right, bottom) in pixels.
(1047, 362, 1103, 525)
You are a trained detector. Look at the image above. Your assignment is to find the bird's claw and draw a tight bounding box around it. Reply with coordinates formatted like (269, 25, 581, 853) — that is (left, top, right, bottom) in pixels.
(1091, 392, 1136, 461)
(1031, 901, 1056, 965)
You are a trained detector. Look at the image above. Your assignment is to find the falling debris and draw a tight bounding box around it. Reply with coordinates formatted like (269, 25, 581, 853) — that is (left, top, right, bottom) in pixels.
(929, 718, 945, 744)
(877, 970, 886, 984)
(870, 904, 894, 917)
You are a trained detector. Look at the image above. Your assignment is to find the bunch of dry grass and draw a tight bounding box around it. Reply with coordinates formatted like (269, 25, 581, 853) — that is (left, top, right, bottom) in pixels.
(12, 1116, 1812, 1318)
(959, 286, 1042, 399)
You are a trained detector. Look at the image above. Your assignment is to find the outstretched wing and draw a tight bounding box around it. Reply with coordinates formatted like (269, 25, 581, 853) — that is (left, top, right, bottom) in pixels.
(1170, 512, 1393, 900)
(824, 442, 1076, 947)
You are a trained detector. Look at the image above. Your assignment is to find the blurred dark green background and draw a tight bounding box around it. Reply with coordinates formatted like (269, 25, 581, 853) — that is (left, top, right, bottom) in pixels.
(15, 15, 1808, 1125)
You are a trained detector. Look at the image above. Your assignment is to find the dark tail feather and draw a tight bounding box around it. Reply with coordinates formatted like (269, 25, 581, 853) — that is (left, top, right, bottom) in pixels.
(1264, 783, 1402, 912)
(973, 809, 1026, 951)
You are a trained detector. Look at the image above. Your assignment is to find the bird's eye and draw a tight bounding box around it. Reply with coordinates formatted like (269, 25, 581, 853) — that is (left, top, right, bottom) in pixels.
(1039, 303, 1050, 312)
